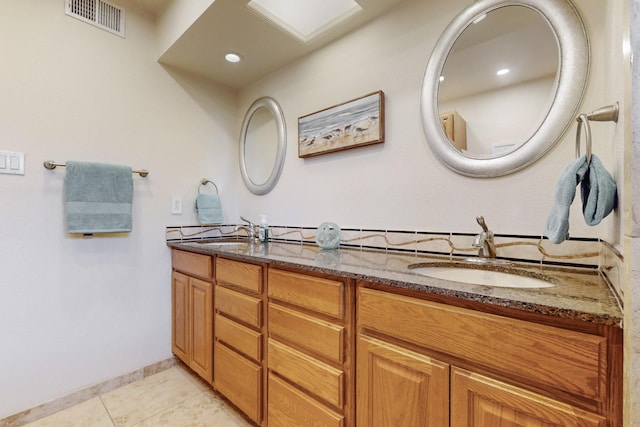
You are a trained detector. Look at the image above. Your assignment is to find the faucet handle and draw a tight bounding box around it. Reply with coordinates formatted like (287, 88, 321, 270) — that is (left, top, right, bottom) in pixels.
(476, 216, 489, 232)
(239, 216, 258, 239)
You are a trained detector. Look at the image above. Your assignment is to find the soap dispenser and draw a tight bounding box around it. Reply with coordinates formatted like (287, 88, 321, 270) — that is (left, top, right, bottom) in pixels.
(259, 215, 269, 243)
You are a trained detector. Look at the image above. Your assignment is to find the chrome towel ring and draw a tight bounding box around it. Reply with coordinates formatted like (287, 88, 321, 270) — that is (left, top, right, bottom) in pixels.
(199, 178, 218, 194)
(574, 102, 619, 165)
(575, 114, 592, 164)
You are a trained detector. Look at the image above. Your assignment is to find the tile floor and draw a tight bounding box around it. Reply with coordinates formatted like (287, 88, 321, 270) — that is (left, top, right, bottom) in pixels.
(22, 366, 252, 427)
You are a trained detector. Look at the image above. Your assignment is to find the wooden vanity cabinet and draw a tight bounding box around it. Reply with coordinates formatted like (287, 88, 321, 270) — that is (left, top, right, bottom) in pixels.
(170, 247, 621, 427)
(171, 250, 213, 384)
(267, 268, 355, 427)
(356, 284, 620, 427)
(214, 257, 265, 426)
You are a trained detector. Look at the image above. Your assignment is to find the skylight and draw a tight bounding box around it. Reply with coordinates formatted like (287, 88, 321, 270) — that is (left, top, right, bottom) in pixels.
(247, 0, 362, 43)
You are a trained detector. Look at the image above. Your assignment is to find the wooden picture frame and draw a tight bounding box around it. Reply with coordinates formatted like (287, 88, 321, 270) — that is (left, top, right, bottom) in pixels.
(298, 91, 385, 158)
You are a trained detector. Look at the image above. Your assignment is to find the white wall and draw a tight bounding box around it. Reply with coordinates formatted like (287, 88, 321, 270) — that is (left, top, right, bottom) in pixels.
(0, 0, 237, 418)
(439, 76, 556, 156)
(156, 0, 214, 57)
(236, 0, 624, 243)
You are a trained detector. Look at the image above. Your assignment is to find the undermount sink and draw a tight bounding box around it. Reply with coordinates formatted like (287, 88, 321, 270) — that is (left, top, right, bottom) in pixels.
(408, 263, 555, 289)
(192, 240, 249, 247)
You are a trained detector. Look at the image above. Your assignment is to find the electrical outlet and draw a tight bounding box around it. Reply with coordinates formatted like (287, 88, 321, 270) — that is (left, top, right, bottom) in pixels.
(171, 196, 183, 214)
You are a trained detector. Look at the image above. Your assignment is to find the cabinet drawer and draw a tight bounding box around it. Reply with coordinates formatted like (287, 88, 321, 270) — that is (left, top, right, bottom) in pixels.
(268, 269, 344, 319)
(269, 303, 344, 363)
(215, 285, 262, 328)
(268, 373, 344, 427)
(172, 250, 212, 279)
(268, 339, 344, 408)
(216, 258, 262, 294)
(214, 342, 262, 424)
(358, 287, 607, 401)
(215, 313, 261, 362)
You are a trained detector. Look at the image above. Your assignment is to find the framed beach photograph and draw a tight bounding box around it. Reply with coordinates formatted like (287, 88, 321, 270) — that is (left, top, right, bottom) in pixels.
(298, 91, 385, 158)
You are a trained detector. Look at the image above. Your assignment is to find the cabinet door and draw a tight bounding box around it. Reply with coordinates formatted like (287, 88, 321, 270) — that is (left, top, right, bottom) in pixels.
(357, 336, 449, 427)
(439, 110, 466, 151)
(451, 368, 606, 427)
(190, 277, 213, 384)
(171, 271, 190, 363)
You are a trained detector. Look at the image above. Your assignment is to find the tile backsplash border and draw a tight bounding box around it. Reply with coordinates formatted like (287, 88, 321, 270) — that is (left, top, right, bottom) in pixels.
(166, 224, 624, 303)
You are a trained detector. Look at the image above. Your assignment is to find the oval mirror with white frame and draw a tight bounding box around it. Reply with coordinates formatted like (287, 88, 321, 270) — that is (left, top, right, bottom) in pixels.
(239, 96, 287, 195)
(421, 0, 589, 177)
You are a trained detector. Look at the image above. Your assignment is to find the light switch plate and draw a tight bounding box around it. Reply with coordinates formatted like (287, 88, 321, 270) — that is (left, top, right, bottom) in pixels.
(0, 151, 24, 175)
(171, 196, 183, 214)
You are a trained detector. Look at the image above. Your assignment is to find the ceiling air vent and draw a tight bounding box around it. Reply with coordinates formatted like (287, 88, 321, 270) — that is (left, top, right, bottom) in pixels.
(65, 0, 125, 37)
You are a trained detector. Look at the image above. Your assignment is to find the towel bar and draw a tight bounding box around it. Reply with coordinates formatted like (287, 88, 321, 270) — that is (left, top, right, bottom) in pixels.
(43, 161, 149, 177)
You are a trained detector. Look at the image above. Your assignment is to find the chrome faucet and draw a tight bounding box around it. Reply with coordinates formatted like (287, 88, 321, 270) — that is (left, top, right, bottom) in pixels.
(236, 216, 258, 240)
(472, 216, 496, 259)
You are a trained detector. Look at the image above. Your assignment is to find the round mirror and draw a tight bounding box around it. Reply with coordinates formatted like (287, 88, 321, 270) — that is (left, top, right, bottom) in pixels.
(421, 0, 589, 177)
(239, 97, 287, 195)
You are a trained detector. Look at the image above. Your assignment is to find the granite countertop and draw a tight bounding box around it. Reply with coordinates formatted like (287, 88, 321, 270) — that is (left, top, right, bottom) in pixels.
(168, 240, 623, 327)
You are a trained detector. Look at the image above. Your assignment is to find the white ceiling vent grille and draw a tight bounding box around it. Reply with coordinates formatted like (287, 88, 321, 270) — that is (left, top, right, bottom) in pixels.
(65, 0, 125, 37)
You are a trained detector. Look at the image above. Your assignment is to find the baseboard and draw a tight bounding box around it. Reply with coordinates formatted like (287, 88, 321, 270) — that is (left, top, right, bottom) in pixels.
(0, 357, 177, 427)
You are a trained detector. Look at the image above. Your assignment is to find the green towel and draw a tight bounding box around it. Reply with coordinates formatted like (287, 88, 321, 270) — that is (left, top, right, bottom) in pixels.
(544, 155, 617, 244)
(196, 193, 223, 224)
(64, 161, 133, 234)
(581, 156, 617, 226)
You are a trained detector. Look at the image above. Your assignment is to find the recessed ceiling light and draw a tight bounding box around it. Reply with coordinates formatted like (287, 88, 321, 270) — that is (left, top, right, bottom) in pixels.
(247, 0, 362, 43)
(225, 53, 242, 63)
(439, 76, 445, 82)
(496, 68, 510, 76)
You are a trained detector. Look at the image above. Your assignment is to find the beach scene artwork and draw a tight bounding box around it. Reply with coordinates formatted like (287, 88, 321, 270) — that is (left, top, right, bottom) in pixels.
(298, 91, 384, 158)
